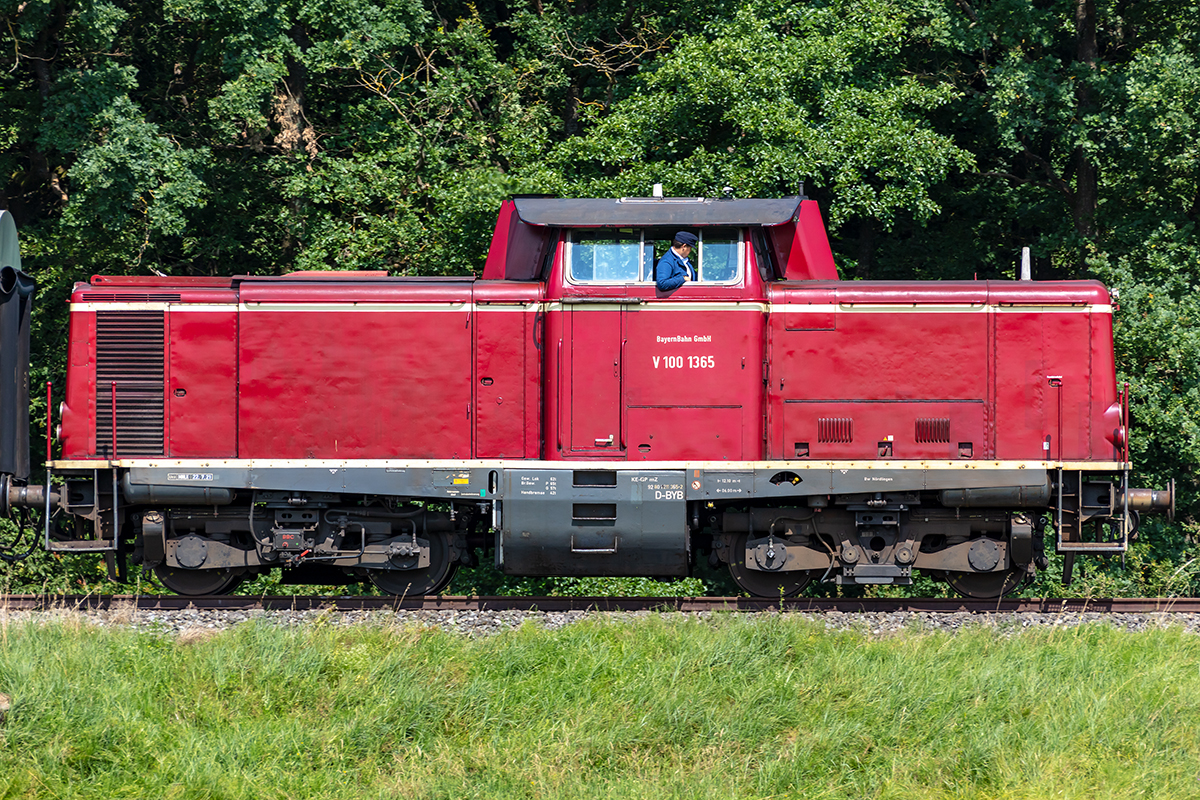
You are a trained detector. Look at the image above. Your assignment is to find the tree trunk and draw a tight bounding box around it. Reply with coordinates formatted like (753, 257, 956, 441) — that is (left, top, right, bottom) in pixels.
(27, 4, 69, 211)
(275, 26, 316, 160)
(564, 84, 581, 136)
(855, 217, 874, 280)
(1071, 0, 1098, 243)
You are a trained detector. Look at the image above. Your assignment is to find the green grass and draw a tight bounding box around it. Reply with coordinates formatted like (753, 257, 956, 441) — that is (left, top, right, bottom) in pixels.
(2, 614, 1200, 798)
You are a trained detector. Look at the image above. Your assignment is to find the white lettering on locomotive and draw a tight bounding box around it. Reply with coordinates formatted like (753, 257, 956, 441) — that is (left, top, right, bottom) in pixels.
(653, 355, 715, 368)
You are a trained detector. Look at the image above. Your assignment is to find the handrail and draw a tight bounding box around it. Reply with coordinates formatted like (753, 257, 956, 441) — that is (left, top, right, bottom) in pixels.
(44, 381, 51, 464)
(110, 381, 117, 460)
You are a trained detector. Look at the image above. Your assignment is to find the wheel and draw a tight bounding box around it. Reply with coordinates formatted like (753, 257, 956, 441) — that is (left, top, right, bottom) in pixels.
(727, 531, 815, 598)
(154, 564, 245, 596)
(367, 532, 457, 597)
(945, 568, 1026, 600)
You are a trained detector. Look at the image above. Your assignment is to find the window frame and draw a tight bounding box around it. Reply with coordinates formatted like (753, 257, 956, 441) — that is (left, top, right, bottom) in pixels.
(564, 228, 745, 286)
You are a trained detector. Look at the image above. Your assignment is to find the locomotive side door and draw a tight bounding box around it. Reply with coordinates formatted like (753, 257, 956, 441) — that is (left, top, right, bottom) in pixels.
(567, 304, 625, 454)
(557, 229, 642, 457)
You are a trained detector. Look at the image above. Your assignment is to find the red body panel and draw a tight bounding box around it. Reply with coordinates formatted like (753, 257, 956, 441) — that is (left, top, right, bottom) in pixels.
(237, 282, 473, 459)
(567, 308, 624, 453)
(60, 308, 95, 458)
(169, 305, 238, 457)
(58, 204, 1120, 468)
(473, 281, 543, 458)
(766, 281, 1116, 462)
(781, 200, 839, 280)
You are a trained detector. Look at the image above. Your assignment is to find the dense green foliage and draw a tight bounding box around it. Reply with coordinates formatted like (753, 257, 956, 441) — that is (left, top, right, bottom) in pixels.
(3, 615, 1200, 797)
(1, 0, 1198, 594)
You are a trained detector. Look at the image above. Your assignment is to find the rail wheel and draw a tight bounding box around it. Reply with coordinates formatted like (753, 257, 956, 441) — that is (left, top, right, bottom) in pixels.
(945, 568, 1026, 600)
(727, 531, 815, 598)
(154, 565, 245, 596)
(368, 532, 457, 597)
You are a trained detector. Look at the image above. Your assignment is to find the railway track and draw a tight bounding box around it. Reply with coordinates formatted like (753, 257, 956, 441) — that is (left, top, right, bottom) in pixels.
(3, 595, 1200, 614)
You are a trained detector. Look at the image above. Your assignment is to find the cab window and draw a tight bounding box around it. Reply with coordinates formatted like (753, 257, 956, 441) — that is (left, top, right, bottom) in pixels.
(569, 231, 641, 282)
(698, 228, 739, 282)
(566, 228, 743, 284)
(644, 227, 742, 284)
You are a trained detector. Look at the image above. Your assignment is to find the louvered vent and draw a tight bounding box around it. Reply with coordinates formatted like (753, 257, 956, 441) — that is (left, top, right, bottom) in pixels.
(817, 418, 852, 443)
(915, 417, 951, 444)
(79, 293, 182, 302)
(95, 311, 165, 457)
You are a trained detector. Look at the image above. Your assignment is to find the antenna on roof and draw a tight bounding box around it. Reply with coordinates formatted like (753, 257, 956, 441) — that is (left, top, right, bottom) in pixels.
(1020, 246, 1032, 281)
(652, 183, 663, 198)
(798, 180, 805, 197)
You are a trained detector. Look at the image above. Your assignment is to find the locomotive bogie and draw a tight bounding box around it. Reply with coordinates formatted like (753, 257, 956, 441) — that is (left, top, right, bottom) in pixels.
(716, 502, 1036, 592)
(51, 475, 482, 596)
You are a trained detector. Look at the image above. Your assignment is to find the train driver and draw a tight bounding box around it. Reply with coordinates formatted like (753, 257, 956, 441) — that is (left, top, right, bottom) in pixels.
(655, 231, 698, 291)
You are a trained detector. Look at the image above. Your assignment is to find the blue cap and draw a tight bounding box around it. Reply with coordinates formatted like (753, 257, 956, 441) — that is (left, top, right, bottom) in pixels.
(675, 232, 698, 246)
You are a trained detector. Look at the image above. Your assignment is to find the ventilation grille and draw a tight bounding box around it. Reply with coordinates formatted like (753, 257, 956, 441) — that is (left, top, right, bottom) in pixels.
(915, 417, 951, 444)
(817, 418, 853, 443)
(80, 293, 181, 303)
(95, 311, 165, 457)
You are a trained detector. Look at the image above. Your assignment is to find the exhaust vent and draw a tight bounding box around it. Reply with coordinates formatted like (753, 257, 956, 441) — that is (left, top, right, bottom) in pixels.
(79, 293, 181, 303)
(95, 310, 165, 457)
(915, 417, 951, 444)
(817, 417, 852, 444)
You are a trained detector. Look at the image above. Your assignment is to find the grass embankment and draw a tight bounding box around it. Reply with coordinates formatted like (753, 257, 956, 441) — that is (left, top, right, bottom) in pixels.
(1, 615, 1198, 799)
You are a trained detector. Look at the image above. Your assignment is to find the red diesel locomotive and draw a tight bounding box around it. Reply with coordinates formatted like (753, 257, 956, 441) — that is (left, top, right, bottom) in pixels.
(0, 197, 1174, 597)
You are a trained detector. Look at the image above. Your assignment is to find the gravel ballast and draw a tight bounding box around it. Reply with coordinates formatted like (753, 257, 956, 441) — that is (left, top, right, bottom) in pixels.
(4, 604, 1200, 637)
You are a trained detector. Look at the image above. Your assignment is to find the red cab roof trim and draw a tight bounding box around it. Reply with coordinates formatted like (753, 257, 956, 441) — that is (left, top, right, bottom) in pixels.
(512, 196, 805, 227)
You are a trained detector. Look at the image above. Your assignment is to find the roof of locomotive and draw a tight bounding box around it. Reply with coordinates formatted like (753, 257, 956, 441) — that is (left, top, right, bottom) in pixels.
(511, 196, 804, 227)
(85, 274, 476, 288)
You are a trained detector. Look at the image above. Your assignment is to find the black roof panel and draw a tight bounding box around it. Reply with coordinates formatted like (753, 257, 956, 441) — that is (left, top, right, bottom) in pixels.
(512, 197, 803, 227)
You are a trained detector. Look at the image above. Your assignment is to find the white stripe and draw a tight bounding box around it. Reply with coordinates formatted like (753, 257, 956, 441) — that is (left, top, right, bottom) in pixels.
(71, 301, 541, 313)
(53, 458, 1126, 471)
(242, 302, 542, 312)
(71, 302, 231, 312)
(239, 302, 469, 312)
(547, 301, 769, 312)
(70, 298, 1108, 314)
(996, 304, 1112, 313)
(239, 302, 538, 312)
(782, 304, 1112, 314)
(72, 299, 1111, 315)
(474, 303, 541, 311)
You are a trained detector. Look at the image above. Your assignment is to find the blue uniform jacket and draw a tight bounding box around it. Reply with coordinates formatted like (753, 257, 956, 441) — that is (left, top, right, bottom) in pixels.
(655, 248, 696, 291)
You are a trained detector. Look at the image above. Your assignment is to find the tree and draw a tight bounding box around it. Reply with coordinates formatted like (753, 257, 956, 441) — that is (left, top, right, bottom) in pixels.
(523, 0, 975, 280)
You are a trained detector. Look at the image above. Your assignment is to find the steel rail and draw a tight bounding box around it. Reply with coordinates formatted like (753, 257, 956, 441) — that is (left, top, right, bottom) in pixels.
(4, 595, 1200, 614)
